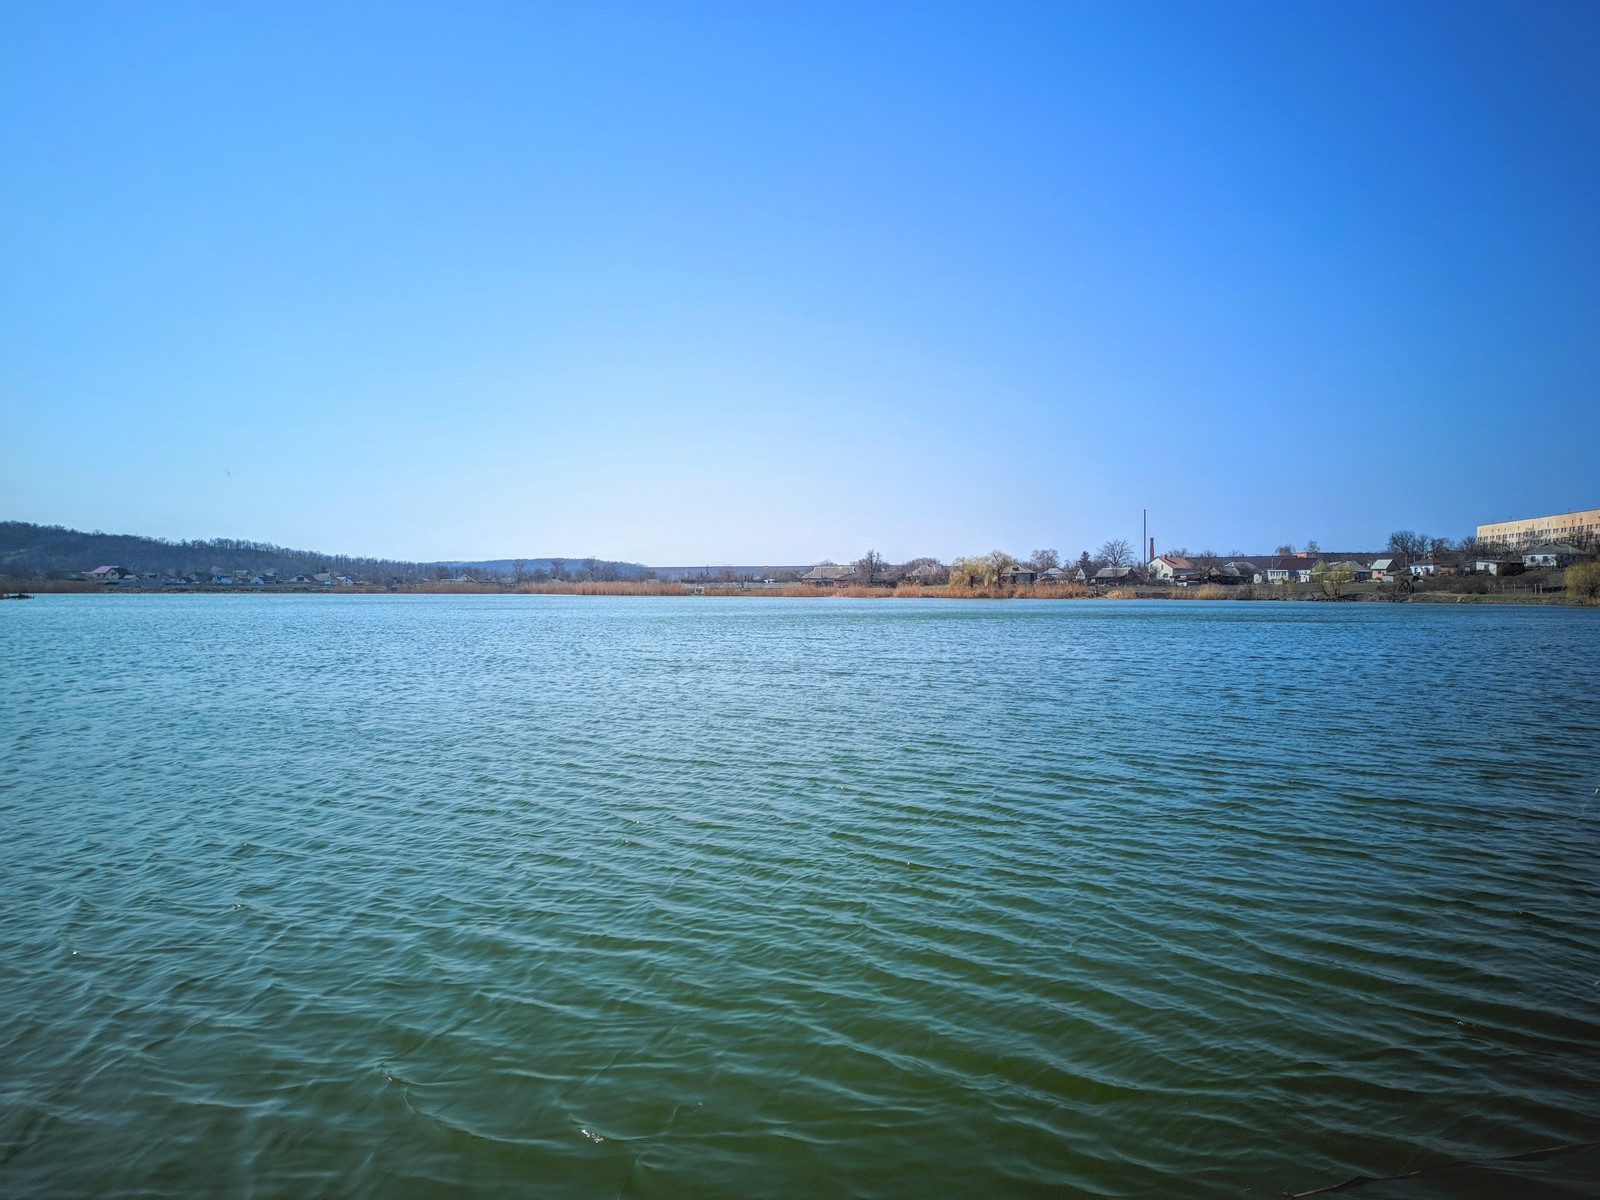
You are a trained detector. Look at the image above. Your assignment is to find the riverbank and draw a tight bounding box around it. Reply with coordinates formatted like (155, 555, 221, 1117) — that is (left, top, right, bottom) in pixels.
(9, 578, 1596, 605)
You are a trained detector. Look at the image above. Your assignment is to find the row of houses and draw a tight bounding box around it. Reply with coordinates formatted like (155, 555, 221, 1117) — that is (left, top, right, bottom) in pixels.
(798, 563, 949, 585)
(1148, 554, 1354, 586)
(800, 542, 1593, 591)
(1149, 545, 1590, 585)
(83, 565, 354, 586)
(1411, 544, 1587, 575)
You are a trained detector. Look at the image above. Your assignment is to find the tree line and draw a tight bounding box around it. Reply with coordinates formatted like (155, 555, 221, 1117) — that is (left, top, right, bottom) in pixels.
(841, 540, 1144, 588)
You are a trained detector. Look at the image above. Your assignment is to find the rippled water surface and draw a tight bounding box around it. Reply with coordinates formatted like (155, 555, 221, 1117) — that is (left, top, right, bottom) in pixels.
(3, 595, 1598, 1198)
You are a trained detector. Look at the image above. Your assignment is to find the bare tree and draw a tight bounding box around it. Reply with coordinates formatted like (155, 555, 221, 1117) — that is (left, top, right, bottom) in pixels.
(1387, 530, 1427, 562)
(1274, 543, 1296, 557)
(1304, 539, 1320, 554)
(511, 558, 527, 582)
(856, 549, 885, 580)
(1097, 538, 1133, 568)
(549, 559, 566, 581)
(1029, 548, 1060, 572)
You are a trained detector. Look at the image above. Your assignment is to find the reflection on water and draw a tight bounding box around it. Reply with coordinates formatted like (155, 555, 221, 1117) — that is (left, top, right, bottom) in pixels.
(2, 595, 1597, 1197)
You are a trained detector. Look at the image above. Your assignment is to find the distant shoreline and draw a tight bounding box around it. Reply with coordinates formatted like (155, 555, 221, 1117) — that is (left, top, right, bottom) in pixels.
(8, 579, 1594, 606)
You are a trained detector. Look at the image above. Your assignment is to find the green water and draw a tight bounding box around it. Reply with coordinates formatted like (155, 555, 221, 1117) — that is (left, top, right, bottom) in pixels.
(2, 595, 1597, 1197)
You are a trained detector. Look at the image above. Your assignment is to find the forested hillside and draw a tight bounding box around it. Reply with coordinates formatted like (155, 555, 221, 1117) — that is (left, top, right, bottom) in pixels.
(0, 521, 652, 582)
(0, 521, 424, 580)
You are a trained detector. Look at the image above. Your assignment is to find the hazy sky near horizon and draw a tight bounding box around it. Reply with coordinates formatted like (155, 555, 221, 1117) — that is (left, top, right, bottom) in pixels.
(3, 1, 1597, 564)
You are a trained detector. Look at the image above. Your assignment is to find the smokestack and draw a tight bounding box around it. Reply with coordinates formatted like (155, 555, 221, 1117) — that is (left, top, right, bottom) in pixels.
(1149, 537, 1155, 563)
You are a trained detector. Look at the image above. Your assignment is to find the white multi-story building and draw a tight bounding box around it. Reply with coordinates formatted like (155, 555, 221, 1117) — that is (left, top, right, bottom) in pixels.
(1477, 507, 1600, 549)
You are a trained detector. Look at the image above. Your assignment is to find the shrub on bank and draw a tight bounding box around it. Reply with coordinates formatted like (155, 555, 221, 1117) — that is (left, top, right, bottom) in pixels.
(1567, 561, 1600, 602)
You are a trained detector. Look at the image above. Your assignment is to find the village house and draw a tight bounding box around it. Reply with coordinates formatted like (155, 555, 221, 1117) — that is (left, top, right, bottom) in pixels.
(90, 564, 134, 583)
(1268, 565, 1310, 584)
(1000, 564, 1038, 585)
(1471, 558, 1521, 576)
(1093, 566, 1145, 585)
(906, 563, 947, 584)
(1408, 558, 1456, 577)
(1367, 558, 1400, 581)
(1204, 565, 1247, 586)
(1146, 554, 1198, 583)
(800, 564, 857, 586)
(1522, 543, 1585, 569)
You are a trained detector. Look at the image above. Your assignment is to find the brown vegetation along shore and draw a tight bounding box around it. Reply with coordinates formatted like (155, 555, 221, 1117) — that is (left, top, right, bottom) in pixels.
(473, 580, 687, 596)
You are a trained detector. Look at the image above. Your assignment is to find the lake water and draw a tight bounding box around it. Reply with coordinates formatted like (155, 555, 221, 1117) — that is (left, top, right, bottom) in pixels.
(2, 595, 1598, 1198)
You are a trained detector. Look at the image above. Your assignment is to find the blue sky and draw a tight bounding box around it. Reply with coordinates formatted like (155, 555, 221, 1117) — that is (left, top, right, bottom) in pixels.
(3, 1, 1596, 563)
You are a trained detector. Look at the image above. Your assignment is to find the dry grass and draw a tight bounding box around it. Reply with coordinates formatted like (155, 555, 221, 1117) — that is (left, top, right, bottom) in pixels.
(509, 580, 686, 596)
(388, 580, 686, 595)
(1018, 582, 1094, 599)
(917, 582, 1095, 600)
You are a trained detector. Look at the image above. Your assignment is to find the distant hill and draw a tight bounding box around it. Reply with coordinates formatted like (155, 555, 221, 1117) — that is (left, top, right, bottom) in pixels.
(0, 520, 428, 580)
(0, 521, 665, 583)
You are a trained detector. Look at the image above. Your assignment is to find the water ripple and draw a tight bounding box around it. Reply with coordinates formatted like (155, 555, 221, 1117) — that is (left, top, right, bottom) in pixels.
(1, 595, 1597, 1197)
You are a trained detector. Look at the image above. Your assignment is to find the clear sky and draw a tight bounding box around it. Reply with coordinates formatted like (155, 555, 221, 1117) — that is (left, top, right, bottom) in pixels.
(3, 1, 1596, 564)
